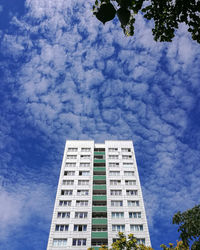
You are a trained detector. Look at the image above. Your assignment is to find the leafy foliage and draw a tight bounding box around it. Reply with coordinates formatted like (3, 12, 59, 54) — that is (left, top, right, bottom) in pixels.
(88, 205, 200, 250)
(93, 0, 200, 43)
(110, 232, 153, 250)
(172, 205, 200, 249)
(88, 232, 153, 250)
(160, 241, 189, 250)
(100, 246, 109, 250)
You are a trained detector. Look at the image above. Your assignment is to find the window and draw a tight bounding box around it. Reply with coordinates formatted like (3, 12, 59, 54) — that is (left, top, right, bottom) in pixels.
(137, 239, 145, 244)
(122, 148, 131, 152)
(64, 171, 75, 176)
(109, 148, 118, 152)
(128, 200, 139, 207)
(57, 212, 70, 218)
(130, 224, 143, 231)
(109, 155, 118, 159)
(74, 225, 87, 231)
(111, 200, 123, 207)
(65, 163, 76, 167)
(62, 180, 74, 185)
(122, 155, 132, 159)
(77, 190, 89, 196)
(66, 155, 77, 159)
(123, 163, 134, 167)
(61, 190, 73, 195)
(68, 148, 78, 152)
(112, 212, 124, 218)
(80, 163, 90, 167)
(124, 171, 134, 176)
(75, 212, 88, 218)
(109, 162, 119, 167)
(109, 171, 120, 176)
(55, 225, 69, 231)
(81, 148, 91, 152)
(126, 190, 138, 196)
(78, 180, 89, 185)
(110, 180, 121, 185)
(79, 171, 90, 176)
(129, 212, 141, 218)
(112, 225, 125, 232)
(59, 200, 71, 206)
(125, 180, 136, 185)
(110, 190, 122, 196)
(76, 200, 88, 206)
(53, 239, 67, 246)
(80, 155, 90, 159)
(72, 239, 86, 246)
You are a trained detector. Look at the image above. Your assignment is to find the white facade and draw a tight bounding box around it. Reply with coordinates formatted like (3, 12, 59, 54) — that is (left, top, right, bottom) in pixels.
(47, 140, 151, 250)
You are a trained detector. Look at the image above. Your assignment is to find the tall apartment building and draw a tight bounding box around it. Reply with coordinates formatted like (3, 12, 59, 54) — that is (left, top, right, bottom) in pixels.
(47, 140, 151, 249)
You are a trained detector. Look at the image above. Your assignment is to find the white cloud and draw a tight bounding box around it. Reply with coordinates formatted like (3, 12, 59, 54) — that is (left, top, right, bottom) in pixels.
(178, 36, 195, 65)
(1, 0, 200, 246)
(0, 190, 23, 239)
(0, 183, 53, 240)
(2, 34, 25, 57)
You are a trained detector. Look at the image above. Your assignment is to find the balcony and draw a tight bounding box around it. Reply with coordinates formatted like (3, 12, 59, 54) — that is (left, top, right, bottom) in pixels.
(93, 185, 106, 190)
(94, 155, 104, 159)
(94, 159, 105, 164)
(92, 218, 107, 225)
(93, 179, 106, 185)
(92, 206, 107, 212)
(93, 190, 106, 195)
(94, 171, 106, 176)
(93, 195, 107, 201)
(93, 200, 107, 206)
(92, 239, 108, 247)
(93, 175, 106, 181)
(94, 163, 105, 167)
(91, 232, 108, 238)
(94, 148, 105, 152)
(93, 167, 106, 172)
(92, 225, 107, 231)
(94, 151, 105, 155)
(92, 212, 107, 218)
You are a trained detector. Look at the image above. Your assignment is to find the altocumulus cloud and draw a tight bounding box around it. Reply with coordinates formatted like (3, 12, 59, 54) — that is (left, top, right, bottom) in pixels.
(0, 0, 200, 249)
(0, 184, 53, 238)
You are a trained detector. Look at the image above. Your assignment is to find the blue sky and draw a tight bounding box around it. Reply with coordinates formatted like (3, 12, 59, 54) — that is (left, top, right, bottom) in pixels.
(0, 0, 200, 249)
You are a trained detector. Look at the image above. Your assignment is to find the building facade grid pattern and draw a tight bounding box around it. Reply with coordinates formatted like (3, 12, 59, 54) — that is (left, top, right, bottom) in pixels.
(47, 140, 151, 250)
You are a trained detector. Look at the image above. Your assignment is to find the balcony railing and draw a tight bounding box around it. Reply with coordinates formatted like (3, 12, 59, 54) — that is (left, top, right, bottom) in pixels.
(93, 176, 106, 180)
(93, 195, 107, 201)
(93, 185, 106, 190)
(93, 167, 106, 172)
(91, 232, 108, 238)
(92, 206, 107, 212)
(94, 159, 105, 163)
(92, 218, 107, 224)
(94, 151, 105, 155)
